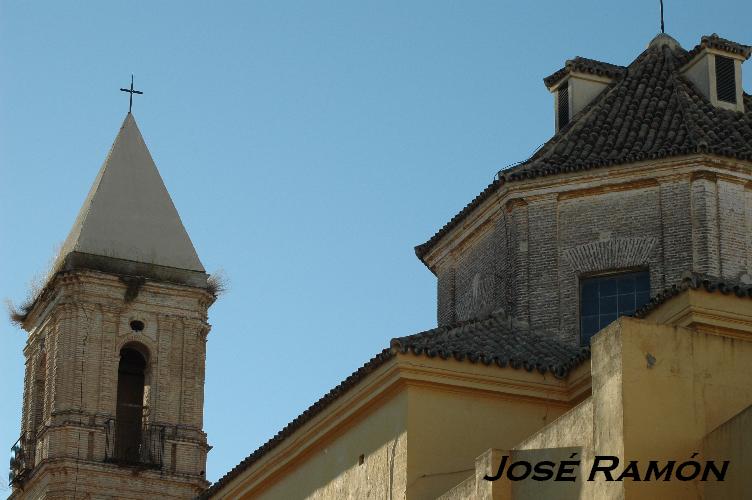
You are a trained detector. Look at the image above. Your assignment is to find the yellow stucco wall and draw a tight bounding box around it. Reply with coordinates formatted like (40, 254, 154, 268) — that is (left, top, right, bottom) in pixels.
(501, 311, 752, 500)
(436, 449, 505, 500)
(406, 384, 571, 499)
(616, 318, 752, 499)
(702, 404, 752, 499)
(250, 390, 408, 499)
(512, 398, 594, 500)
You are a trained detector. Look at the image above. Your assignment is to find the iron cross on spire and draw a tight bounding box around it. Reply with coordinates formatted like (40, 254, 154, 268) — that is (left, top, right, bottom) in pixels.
(120, 75, 143, 113)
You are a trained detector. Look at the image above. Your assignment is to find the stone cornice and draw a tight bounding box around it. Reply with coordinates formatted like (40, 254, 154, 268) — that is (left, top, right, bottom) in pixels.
(24, 458, 208, 488)
(642, 288, 752, 339)
(425, 188, 505, 273)
(20, 267, 214, 331)
(397, 355, 591, 404)
(421, 156, 752, 273)
(557, 178, 659, 201)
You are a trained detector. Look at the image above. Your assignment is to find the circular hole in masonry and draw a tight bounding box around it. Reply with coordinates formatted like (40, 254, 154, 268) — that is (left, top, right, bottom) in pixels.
(130, 320, 145, 332)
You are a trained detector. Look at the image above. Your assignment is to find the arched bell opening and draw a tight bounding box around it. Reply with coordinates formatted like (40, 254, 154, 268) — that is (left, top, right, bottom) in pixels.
(115, 345, 148, 463)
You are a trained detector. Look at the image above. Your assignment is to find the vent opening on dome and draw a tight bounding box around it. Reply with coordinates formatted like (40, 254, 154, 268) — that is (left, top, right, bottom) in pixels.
(557, 84, 570, 130)
(715, 55, 737, 104)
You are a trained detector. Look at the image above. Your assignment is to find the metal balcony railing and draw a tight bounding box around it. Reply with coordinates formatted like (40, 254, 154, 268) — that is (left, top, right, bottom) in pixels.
(104, 418, 166, 469)
(8, 436, 33, 486)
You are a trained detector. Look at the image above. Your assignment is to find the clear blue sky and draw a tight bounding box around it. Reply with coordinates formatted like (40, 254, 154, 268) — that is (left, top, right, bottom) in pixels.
(1, 0, 750, 486)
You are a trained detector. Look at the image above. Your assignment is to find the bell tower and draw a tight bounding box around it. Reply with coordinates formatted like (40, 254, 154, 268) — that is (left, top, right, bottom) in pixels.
(10, 113, 215, 499)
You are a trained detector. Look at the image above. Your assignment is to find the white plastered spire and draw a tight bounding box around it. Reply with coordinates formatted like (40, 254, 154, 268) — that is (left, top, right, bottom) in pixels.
(57, 113, 205, 272)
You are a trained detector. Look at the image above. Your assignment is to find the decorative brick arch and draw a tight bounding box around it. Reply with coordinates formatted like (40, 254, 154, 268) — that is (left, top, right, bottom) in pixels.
(563, 237, 657, 274)
(118, 340, 151, 363)
(116, 333, 156, 362)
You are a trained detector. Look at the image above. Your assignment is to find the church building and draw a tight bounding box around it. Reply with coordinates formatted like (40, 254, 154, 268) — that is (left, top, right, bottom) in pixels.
(8, 30, 752, 500)
(203, 33, 752, 499)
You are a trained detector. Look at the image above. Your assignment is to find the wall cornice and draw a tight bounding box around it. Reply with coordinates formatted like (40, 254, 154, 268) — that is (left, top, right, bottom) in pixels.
(643, 288, 752, 339)
(421, 155, 752, 273)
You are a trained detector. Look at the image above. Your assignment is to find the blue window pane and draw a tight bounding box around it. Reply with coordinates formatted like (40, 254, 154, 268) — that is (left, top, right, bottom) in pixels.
(582, 281, 598, 299)
(600, 295, 617, 314)
(600, 277, 618, 296)
(636, 273, 650, 292)
(617, 275, 635, 294)
(580, 271, 650, 345)
(582, 297, 598, 315)
(581, 316, 599, 342)
(618, 294, 635, 314)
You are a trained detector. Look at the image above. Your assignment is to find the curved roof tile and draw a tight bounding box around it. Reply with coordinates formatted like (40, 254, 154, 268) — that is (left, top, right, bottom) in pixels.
(416, 35, 752, 264)
(634, 272, 752, 318)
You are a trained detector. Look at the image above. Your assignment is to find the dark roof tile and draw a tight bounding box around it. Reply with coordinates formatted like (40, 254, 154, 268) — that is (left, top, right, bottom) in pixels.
(544, 56, 626, 89)
(416, 35, 752, 264)
(391, 310, 590, 379)
(683, 33, 752, 61)
(634, 272, 752, 318)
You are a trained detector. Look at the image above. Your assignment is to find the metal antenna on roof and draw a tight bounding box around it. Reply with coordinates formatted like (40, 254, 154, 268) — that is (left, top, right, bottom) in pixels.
(659, 0, 665, 34)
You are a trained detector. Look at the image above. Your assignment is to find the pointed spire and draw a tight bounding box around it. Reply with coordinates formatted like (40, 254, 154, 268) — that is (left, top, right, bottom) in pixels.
(56, 113, 205, 277)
